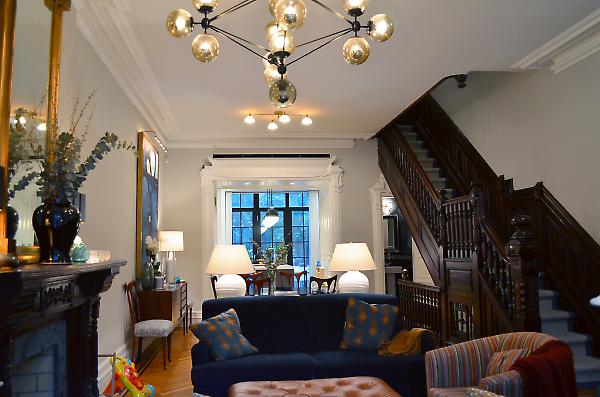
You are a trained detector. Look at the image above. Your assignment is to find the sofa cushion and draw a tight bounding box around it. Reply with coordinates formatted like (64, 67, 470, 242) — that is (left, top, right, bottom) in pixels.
(191, 309, 258, 360)
(340, 298, 398, 350)
(313, 350, 426, 397)
(191, 353, 317, 397)
(201, 294, 400, 354)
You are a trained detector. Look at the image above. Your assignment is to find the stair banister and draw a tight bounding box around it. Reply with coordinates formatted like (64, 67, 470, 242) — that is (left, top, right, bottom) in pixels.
(506, 215, 541, 332)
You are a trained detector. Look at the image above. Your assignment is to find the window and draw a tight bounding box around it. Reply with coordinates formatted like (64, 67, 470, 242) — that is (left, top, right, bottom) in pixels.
(231, 191, 310, 273)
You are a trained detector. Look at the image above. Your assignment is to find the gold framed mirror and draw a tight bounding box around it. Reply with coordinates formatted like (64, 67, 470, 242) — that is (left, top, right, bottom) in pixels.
(0, 0, 70, 260)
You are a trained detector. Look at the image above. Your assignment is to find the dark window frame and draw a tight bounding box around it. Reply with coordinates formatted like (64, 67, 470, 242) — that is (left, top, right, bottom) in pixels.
(231, 192, 310, 266)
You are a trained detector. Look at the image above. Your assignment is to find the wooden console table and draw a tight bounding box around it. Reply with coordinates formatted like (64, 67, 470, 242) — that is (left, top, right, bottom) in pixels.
(138, 282, 188, 331)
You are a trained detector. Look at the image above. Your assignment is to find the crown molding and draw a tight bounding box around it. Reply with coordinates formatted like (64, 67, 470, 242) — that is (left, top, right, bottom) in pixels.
(168, 137, 360, 149)
(512, 9, 600, 73)
(72, 0, 180, 142)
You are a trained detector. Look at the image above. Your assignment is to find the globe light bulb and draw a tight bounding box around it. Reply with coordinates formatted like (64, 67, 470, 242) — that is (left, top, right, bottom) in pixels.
(301, 115, 312, 126)
(368, 14, 394, 42)
(278, 114, 291, 123)
(166, 9, 193, 38)
(36, 122, 47, 131)
(264, 64, 286, 85)
(269, 78, 297, 108)
(268, 0, 279, 17)
(274, 0, 307, 31)
(18, 116, 26, 125)
(265, 20, 280, 41)
(193, 0, 219, 13)
(244, 114, 256, 124)
(343, 0, 369, 16)
(342, 37, 370, 65)
(268, 30, 295, 57)
(268, 120, 279, 130)
(192, 34, 220, 62)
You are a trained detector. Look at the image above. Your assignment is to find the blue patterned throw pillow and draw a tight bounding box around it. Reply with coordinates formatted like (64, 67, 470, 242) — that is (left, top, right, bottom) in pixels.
(340, 297, 399, 350)
(191, 308, 258, 360)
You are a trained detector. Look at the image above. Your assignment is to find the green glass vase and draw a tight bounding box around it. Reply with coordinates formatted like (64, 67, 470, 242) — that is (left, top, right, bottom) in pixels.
(141, 259, 155, 290)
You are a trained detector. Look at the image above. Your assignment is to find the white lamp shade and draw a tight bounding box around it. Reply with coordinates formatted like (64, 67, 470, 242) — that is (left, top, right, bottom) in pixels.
(206, 245, 254, 275)
(159, 231, 184, 252)
(329, 243, 376, 271)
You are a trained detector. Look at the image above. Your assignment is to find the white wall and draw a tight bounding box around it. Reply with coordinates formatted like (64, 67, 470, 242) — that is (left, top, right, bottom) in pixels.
(412, 239, 434, 285)
(160, 140, 382, 308)
(59, 11, 150, 372)
(433, 52, 600, 243)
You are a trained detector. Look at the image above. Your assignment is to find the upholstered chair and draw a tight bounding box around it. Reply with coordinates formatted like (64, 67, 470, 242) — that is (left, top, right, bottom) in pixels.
(125, 281, 175, 369)
(425, 332, 556, 397)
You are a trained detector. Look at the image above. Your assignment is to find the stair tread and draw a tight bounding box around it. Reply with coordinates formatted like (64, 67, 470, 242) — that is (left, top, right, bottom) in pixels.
(574, 356, 600, 372)
(540, 309, 573, 320)
(539, 289, 558, 298)
(551, 331, 591, 343)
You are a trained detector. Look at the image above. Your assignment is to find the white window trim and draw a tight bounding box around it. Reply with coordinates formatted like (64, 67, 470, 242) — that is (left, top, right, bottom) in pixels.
(200, 157, 343, 304)
(370, 174, 391, 294)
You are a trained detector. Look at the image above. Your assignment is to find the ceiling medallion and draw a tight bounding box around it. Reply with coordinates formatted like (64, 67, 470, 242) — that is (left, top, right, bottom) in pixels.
(244, 111, 312, 130)
(166, 0, 394, 108)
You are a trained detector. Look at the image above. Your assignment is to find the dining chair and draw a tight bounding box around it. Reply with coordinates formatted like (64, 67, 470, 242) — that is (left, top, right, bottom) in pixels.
(210, 275, 220, 299)
(125, 281, 175, 369)
(252, 271, 272, 295)
(281, 270, 308, 293)
(309, 275, 338, 294)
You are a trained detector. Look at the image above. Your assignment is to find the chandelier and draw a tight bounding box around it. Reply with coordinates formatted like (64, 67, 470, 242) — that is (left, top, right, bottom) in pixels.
(244, 111, 313, 130)
(166, 0, 393, 108)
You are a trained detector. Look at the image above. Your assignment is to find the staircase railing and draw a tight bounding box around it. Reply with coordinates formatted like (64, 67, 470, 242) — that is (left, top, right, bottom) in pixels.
(396, 280, 442, 345)
(379, 124, 540, 344)
(392, 93, 600, 353)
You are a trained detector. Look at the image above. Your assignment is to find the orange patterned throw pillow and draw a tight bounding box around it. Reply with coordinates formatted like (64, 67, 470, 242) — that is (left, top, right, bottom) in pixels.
(340, 297, 398, 350)
(486, 348, 530, 377)
(191, 308, 258, 360)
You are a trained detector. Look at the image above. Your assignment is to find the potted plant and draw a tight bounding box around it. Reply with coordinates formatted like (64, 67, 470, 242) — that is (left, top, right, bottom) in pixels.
(32, 94, 135, 263)
(141, 236, 159, 290)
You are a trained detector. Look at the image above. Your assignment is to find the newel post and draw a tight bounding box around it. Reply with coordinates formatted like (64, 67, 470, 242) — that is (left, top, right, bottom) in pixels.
(506, 215, 540, 332)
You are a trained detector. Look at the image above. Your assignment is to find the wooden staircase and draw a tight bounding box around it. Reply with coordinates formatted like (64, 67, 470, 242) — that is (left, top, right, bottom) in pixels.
(378, 92, 600, 391)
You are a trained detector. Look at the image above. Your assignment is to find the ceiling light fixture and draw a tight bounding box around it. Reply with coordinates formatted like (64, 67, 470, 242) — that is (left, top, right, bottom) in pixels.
(244, 111, 313, 129)
(166, 0, 393, 107)
(244, 114, 256, 124)
(262, 189, 280, 231)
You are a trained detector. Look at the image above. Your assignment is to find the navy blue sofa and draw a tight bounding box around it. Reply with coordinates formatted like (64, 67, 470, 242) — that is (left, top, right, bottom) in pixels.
(191, 294, 431, 397)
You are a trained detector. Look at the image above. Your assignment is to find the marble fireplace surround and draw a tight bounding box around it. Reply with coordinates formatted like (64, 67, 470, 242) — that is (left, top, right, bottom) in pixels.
(0, 260, 125, 397)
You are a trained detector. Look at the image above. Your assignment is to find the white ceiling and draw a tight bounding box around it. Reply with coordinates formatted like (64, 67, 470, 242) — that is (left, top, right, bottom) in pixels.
(74, 0, 600, 148)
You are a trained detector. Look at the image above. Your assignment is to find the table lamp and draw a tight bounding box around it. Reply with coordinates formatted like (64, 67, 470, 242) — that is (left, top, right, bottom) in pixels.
(328, 242, 377, 293)
(159, 231, 184, 284)
(206, 245, 254, 298)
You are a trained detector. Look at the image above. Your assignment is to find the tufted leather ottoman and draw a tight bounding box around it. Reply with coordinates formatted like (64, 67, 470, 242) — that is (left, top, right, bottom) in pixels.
(228, 376, 401, 397)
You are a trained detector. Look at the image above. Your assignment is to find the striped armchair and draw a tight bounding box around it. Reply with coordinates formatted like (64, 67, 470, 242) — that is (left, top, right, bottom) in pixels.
(425, 332, 556, 397)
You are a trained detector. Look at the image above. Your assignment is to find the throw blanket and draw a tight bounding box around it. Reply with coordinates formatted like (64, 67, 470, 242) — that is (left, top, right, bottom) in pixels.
(510, 339, 577, 397)
(379, 328, 431, 356)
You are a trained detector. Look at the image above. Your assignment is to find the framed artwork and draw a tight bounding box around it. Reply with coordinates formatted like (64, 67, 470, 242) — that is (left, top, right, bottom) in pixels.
(136, 131, 159, 277)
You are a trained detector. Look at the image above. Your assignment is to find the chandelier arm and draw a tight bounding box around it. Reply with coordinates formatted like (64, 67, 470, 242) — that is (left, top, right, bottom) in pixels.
(209, 0, 258, 22)
(286, 28, 352, 67)
(296, 28, 355, 48)
(211, 25, 269, 52)
(209, 26, 270, 61)
(306, 0, 353, 25)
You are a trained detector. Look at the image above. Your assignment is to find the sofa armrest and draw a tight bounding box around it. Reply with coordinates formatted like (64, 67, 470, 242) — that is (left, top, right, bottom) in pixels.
(425, 336, 498, 389)
(191, 342, 214, 366)
(479, 370, 523, 397)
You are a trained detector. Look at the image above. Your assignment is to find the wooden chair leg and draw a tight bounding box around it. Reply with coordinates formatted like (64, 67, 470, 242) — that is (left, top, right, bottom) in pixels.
(136, 337, 143, 364)
(168, 334, 172, 362)
(162, 337, 167, 370)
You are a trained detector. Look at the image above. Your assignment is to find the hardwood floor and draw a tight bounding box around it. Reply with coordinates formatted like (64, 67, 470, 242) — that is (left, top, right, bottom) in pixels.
(142, 328, 196, 396)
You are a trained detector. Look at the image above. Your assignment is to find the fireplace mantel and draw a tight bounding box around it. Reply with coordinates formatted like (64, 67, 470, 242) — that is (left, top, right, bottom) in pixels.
(0, 259, 126, 397)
